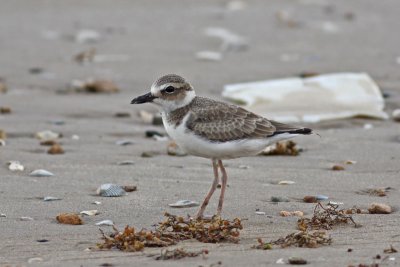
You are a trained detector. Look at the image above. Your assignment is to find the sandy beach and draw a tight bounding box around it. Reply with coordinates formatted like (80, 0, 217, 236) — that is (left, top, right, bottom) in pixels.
(1, 0, 400, 266)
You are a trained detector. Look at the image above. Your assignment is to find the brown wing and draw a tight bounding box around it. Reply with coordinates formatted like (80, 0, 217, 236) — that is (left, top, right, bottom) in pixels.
(186, 100, 276, 142)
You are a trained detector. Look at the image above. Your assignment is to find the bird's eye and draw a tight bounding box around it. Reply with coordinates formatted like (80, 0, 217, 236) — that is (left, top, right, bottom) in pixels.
(164, 86, 175, 93)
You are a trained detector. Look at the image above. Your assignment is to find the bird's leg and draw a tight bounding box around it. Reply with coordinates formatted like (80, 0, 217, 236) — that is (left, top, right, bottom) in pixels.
(195, 159, 219, 219)
(217, 160, 228, 216)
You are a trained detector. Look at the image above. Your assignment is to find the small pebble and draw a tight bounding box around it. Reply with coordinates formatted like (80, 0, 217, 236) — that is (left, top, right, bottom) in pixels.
(0, 106, 11, 114)
(141, 151, 159, 158)
(122, 185, 137, 192)
(114, 112, 131, 118)
(392, 109, 400, 122)
(95, 220, 114, 226)
(368, 203, 392, 214)
(75, 29, 101, 43)
(0, 129, 6, 139)
(288, 257, 307, 265)
(168, 200, 199, 208)
(47, 143, 64, 154)
(271, 196, 290, 202)
(278, 180, 295, 185)
(167, 141, 187, 156)
(115, 140, 135, 146)
(56, 213, 83, 225)
(7, 161, 24, 171)
(332, 165, 345, 171)
(276, 258, 285, 264)
(280, 211, 291, 217)
(195, 51, 223, 62)
(345, 160, 357, 165)
(29, 169, 54, 177)
(303, 196, 318, 203)
(44, 196, 61, 201)
(117, 160, 135, 166)
(20, 216, 34, 221)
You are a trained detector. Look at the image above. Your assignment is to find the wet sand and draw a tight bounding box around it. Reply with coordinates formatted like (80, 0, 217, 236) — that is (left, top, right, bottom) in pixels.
(1, 0, 400, 266)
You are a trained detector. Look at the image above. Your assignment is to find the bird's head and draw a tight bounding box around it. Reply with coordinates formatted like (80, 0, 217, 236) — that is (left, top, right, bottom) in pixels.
(131, 74, 196, 112)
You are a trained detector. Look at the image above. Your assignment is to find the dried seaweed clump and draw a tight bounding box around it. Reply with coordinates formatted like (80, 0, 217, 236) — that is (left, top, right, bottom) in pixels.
(254, 231, 331, 249)
(97, 225, 176, 252)
(158, 213, 243, 243)
(97, 213, 243, 252)
(297, 203, 360, 231)
(154, 248, 208, 260)
(259, 141, 301, 156)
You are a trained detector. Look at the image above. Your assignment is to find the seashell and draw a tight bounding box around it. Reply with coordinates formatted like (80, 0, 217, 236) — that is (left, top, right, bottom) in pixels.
(35, 130, 61, 141)
(80, 210, 99, 216)
(115, 140, 135, 146)
(392, 109, 400, 122)
(316, 195, 329, 201)
(167, 141, 187, 156)
(29, 169, 54, 177)
(0, 139, 5, 146)
(28, 257, 43, 264)
(96, 183, 126, 197)
(0, 213, 6, 217)
(168, 200, 199, 208)
(71, 134, 80, 140)
(20, 216, 34, 221)
(117, 160, 134, 166)
(7, 161, 25, 171)
(195, 51, 223, 62)
(329, 201, 343, 205)
(92, 201, 101, 205)
(368, 203, 392, 214)
(278, 180, 295, 185)
(75, 29, 101, 44)
(43, 196, 61, 201)
(95, 219, 114, 226)
(255, 211, 266, 215)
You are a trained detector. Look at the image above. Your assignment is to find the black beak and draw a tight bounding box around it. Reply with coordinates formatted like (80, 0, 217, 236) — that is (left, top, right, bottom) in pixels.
(130, 92, 156, 104)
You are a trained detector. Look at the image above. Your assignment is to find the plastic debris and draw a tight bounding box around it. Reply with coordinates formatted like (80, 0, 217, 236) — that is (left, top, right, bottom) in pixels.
(44, 196, 61, 201)
(35, 130, 61, 141)
(222, 73, 388, 123)
(195, 51, 223, 61)
(167, 141, 187, 156)
(80, 210, 99, 216)
(29, 169, 54, 177)
(204, 27, 248, 52)
(7, 161, 25, 171)
(95, 220, 114, 226)
(115, 139, 135, 146)
(97, 184, 126, 197)
(168, 200, 199, 208)
(56, 213, 83, 225)
(368, 203, 392, 214)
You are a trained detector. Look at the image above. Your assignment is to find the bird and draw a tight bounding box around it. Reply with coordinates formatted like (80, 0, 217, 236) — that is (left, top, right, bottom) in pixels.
(131, 74, 312, 219)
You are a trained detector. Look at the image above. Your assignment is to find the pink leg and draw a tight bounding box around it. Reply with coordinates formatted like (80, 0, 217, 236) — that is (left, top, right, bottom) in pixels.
(217, 160, 228, 216)
(195, 159, 219, 219)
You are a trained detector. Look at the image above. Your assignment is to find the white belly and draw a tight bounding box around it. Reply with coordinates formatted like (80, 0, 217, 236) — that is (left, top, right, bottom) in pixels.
(162, 113, 296, 159)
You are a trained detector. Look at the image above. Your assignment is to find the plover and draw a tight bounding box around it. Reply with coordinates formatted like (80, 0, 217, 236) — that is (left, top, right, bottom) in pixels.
(131, 74, 312, 218)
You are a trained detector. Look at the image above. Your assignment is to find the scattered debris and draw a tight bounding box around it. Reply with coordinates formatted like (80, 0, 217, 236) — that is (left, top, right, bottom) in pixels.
(56, 213, 83, 225)
(29, 169, 54, 177)
(122, 185, 137, 192)
(154, 248, 208, 260)
(138, 110, 163, 125)
(271, 196, 290, 202)
(392, 109, 400, 122)
(384, 245, 397, 254)
(20, 216, 34, 221)
(297, 203, 360, 231)
(47, 143, 65, 154)
(0, 106, 11, 114)
(97, 184, 127, 197)
(114, 112, 131, 118)
(115, 139, 135, 146)
(195, 51, 223, 62)
(35, 130, 61, 141)
(44, 196, 61, 201)
(280, 211, 304, 217)
(272, 230, 331, 248)
(332, 165, 345, 171)
(260, 141, 301, 156)
(357, 187, 392, 197)
(167, 141, 187, 156)
(117, 160, 135, 166)
(288, 257, 307, 265)
(168, 200, 199, 208)
(80, 210, 99, 216)
(71, 79, 119, 93)
(75, 29, 101, 44)
(204, 27, 248, 52)
(278, 180, 295, 185)
(96, 220, 114, 226)
(74, 48, 96, 63)
(368, 203, 392, 214)
(7, 161, 25, 171)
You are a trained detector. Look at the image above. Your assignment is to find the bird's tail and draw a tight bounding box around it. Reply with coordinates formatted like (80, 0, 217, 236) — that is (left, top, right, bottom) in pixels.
(270, 120, 313, 136)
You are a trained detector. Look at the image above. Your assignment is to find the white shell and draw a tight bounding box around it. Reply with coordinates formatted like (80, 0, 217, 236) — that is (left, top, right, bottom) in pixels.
(278, 180, 295, 185)
(92, 201, 102, 205)
(8, 161, 25, 171)
(168, 200, 199, 208)
(43, 196, 61, 201)
(0, 139, 5, 146)
(80, 210, 99, 216)
(392, 109, 400, 121)
(95, 219, 114, 226)
(35, 130, 60, 141)
(96, 183, 126, 197)
(0, 213, 6, 217)
(20, 216, 34, 221)
(255, 211, 266, 215)
(29, 169, 54, 177)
